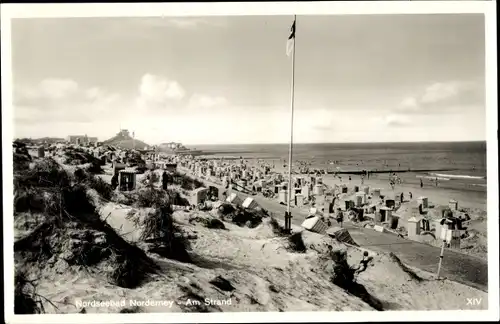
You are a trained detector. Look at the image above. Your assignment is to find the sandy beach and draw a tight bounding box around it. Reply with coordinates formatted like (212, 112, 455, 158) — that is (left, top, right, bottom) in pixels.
(11, 142, 490, 314)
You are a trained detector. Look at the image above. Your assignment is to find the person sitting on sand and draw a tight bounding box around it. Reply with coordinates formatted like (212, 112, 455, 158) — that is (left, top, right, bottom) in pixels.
(355, 251, 373, 275)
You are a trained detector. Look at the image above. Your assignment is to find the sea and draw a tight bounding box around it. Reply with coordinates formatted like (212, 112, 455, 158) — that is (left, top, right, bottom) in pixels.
(190, 141, 487, 191)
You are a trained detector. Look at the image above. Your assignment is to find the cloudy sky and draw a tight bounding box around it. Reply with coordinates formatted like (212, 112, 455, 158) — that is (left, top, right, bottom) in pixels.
(11, 14, 485, 145)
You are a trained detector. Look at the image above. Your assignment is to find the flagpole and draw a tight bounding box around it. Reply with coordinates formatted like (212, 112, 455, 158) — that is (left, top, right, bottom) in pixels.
(286, 15, 296, 227)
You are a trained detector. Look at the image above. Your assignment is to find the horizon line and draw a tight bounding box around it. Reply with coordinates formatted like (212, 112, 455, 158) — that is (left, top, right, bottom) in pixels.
(184, 139, 487, 146)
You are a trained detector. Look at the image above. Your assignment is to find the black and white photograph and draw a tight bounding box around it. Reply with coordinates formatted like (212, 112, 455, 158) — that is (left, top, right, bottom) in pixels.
(2, 1, 498, 323)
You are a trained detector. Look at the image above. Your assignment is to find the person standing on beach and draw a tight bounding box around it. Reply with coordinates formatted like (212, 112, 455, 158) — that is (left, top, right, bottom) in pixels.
(336, 208, 344, 228)
(420, 178, 423, 188)
(435, 177, 438, 187)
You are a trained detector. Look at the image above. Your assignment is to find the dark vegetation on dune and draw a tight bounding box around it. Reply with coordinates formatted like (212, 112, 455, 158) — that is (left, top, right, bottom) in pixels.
(15, 271, 44, 314)
(216, 203, 266, 228)
(132, 187, 192, 262)
(136, 187, 189, 208)
(287, 232, 307, 253)
(13, 141, 32, 171)
(13, 158, 161, 313)
(172, 171, 204, 191)
(62, 147, 104, 173)
(269, 217, 289, 236)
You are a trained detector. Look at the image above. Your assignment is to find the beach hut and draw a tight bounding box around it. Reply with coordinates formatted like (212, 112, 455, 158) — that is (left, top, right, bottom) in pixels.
(118, 169, 137, 191)
(449, 199, 459, 211)
(190, 187, 208, 206)
(353, 207, 364, 222)
(344, 200, 355, 210)
(278, 190, 288, 204)
(417, 196, 429, 209)
(207, 186, 219, 200)
(313, 184, 324, 196)
(253, 181, 263, 192)
(36, 146, 45, 158)
(341, 185, 348, 194)
(449, 230, 461, 249)
(372, 188, 381, 198)
(354, 185, 359, 192)
(323, 197, 333, 215)
(301, 216, 328, 235)
(385, 199, 395, 209)
(389, 213, 400, 229)
(407, 216, 421, 240)
(226, 193, 243, 206)
(302, 186, 310, 198)
(364, 203, 377, 215)
(362, 186, 370, 195)
(355, 192, 366, 207)
(242, 197, 259, 209)
(113, 162, 126, 176)
(295, 194, 304, 207)
(379, 207, 392, 222)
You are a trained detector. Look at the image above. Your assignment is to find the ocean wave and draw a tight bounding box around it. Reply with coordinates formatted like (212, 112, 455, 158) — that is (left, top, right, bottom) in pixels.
(428, 173, 486, 180)
(416, 175, 450, 181)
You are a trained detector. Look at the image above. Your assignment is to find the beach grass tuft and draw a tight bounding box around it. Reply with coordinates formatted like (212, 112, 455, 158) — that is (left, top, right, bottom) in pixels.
(13, 157, 160, 292)
(287, 232, 307, 253)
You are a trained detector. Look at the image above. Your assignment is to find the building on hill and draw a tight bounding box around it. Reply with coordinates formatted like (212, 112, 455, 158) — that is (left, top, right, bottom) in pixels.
(67, 135, 98, 145)
(103, 129, 149, 150)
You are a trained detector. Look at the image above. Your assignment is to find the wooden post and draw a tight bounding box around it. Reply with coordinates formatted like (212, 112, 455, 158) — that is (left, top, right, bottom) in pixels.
(436, 224, 449, 279)
(437, 239, 446, 279)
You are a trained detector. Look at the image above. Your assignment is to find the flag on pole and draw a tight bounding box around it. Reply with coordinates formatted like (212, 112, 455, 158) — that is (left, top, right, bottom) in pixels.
(286, 19, 296, 57)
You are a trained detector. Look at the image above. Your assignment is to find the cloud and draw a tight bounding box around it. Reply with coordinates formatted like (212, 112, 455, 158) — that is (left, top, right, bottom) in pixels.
(420, 82, 461, 104)
(139, 74, 185, 101)
(14, 79, 122, 124)
(188, 94, 228, 109)
(135, 73, 229, 115)
(397, 80, 483, 114)
(381, 114, 410, 127)
(398, 96, 419, 113)
(136, 74, 186, 112)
